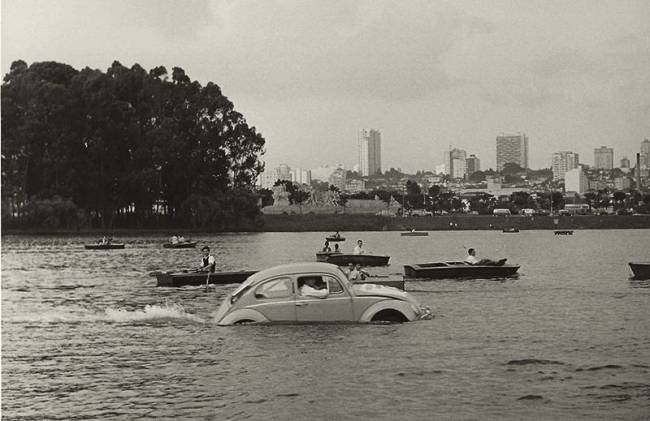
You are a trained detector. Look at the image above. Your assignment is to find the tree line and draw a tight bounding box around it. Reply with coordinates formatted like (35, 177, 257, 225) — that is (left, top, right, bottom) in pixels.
(1, 60, 265, 230)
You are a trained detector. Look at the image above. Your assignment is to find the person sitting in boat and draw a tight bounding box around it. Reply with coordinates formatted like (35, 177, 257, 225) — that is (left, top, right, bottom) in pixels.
(464, 248, 506, 266)
(353, 239, 366, 255)
(299, 277, 328, 299)
(334, 231, 341, 239)
(178, 235, 186, 243)
(198, 246, 216, 273)
(99, 236, 108, 245)
(322, 240, 331, 252)
(348, 264, 370, 281)
(334, 244, 341, 253)
(345, 263, 354, 278)
(171, 235, 179, 244)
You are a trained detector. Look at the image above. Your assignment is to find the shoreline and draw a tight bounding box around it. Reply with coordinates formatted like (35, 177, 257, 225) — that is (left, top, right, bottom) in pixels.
(2, 214, 650, 235)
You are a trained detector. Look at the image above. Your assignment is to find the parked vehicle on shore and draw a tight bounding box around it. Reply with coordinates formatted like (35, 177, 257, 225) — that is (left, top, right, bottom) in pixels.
(493, 208, 511, 216)
(213, 262, 431, 325)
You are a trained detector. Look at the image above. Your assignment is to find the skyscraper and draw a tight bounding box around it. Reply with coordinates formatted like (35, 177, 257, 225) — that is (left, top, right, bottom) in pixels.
(551, 151, 580, 180)
(594, 146, 614, 170)
(358, 128, 381, 176)
(466, 154, 480, 175)
(641, 139, 650, 168)
(496, 134, 528, 171)
(565, 168, 588, 194)
(620, 157, 630, 169)
(445, 148, 467, 179)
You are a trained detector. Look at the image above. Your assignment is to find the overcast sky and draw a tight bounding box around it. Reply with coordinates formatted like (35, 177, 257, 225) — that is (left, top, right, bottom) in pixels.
(3, 0, 649, 172)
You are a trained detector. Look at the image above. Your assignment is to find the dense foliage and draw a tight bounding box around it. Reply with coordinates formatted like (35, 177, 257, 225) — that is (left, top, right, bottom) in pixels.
(1, 60, 265, 229)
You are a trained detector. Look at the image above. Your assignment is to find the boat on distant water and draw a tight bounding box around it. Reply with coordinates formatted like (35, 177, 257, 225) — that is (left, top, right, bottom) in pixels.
(502, 228, 519, 233)
(554, 230, 574, 235)
(153, 270, 258, 287)
(629, 262, 650, 279)
(325, 234, 345, 242)
(316, 252, 390, 266)
(84, 243, 125, 250)
(163, 241, 198, 249)
(404, 261, 520, 279)
(401, 231, 429, 236)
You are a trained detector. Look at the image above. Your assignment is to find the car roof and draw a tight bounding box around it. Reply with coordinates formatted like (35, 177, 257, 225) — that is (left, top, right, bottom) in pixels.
(231, 262, 344, 295)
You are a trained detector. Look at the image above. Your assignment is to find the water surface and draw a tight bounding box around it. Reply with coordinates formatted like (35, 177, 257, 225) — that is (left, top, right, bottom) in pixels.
(2, 230, 649, 420)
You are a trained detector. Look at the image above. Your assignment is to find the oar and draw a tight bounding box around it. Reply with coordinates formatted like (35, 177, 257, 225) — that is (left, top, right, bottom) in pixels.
(205, 270, 211, 292)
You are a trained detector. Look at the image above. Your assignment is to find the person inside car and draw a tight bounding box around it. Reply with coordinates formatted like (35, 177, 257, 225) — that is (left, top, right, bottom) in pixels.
(299, 277, 328, 299)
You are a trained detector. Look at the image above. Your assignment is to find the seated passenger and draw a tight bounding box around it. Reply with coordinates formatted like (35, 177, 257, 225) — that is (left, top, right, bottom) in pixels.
(322, 240, 331, 252)
(348, 264, 370, 281)
(353, 239, 366, 255)
(299, 277, 328, 299)
(464, 248, 506, 266)
(334, 244, 341, 253)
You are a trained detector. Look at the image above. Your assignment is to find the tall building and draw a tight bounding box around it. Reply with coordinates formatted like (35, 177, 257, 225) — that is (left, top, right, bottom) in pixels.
(551, 151, 580, 180)
(496, 133, 528, 171)
(466, 154, 480, 175)
(594, 146, 614, 170)
(565, 167, 588, 194)
(620, 157, 630, 169)
(641, 139, 650, 168)
(445, 148, 467, 179)
(291, 168, 312, 185)
(358, 128, 382, 176)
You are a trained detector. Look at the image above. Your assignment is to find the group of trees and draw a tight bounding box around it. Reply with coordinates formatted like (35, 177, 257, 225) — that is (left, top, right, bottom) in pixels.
(1, 60, 265, 229)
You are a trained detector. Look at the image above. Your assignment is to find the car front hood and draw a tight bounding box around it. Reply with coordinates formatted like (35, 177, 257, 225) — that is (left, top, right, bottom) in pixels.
(352, 283, 415, 303)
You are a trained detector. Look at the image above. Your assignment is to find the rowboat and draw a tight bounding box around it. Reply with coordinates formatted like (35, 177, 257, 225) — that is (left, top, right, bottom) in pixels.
(352, 277, 404, 290)
(502, 228, 519, 233)
(404, 261, 520, 279)
(154, 270, 258, 287)
(316, 252, 390, 266)
(84, 243, 125, 250)
(163, 241, 198, 249)
(325, 235, 345, 242)
(629, 262, 650, 280)
(554, 230, 574, 235)
(401, 231, 428, 236)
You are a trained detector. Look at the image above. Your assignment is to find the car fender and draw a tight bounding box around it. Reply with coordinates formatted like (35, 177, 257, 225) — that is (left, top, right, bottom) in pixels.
(359, 300, 417, 322)
(217, 308, 269, 326)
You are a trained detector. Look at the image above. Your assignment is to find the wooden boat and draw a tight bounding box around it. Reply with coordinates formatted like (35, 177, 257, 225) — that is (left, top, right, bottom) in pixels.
(316, 252, 390, 266)
(84, 243, 125, 250)
(554, 230, 574, 235)
(401, 231, 429, 236)
(502, 228, 519, 233)
(404, 261, 520, 279)
(629, 262, 650, 280)
(153, 269, 403, 290)
(325, 235, 345, 242)
(154, 270, 258, 287)
(163, 241, 198, 249)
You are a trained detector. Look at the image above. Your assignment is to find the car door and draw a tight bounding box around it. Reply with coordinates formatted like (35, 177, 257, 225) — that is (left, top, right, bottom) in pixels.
(295, 274, 354, 322)
(249, 277, 296, 323)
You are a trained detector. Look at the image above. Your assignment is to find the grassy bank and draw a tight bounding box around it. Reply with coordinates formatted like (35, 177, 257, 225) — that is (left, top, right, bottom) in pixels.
(2, 214, 649, 235)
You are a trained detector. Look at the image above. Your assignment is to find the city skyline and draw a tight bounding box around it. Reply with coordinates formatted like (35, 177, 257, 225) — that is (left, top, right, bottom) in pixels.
(2, 1, 649, 172)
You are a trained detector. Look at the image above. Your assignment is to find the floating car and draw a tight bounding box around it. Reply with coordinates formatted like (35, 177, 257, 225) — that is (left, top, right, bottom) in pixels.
(213, 262, 431, 325)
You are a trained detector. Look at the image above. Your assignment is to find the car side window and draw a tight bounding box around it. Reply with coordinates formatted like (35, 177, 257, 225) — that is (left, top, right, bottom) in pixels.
(324, 276, 343, 294)
(254, 277, 293, 299)
(297, 276, 328, 295)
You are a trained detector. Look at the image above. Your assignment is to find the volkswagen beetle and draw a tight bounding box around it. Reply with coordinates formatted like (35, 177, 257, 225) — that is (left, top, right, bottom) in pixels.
(213, 262, 431, 325)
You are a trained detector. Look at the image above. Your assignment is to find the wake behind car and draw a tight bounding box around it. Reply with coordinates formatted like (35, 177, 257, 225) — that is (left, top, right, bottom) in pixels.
(213, 262, 431, 325)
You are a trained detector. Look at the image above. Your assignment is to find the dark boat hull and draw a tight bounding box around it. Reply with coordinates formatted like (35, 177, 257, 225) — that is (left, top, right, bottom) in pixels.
(155, 270, 258, 287)
(316, 253, 390, 266)
(84, 244, 125, 250)
(502, 229, 519, 233)
(401, 231, 428, 236)
(163, 241, 198, 249)
(404, 262, 520, 279)
(325, 236, 345, 242)
(554, 230, 574, 235)
(629, 262, 650, 280)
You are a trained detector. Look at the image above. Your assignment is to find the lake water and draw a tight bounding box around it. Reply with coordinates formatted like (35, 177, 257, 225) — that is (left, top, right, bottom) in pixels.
(2, 230, 649, 420)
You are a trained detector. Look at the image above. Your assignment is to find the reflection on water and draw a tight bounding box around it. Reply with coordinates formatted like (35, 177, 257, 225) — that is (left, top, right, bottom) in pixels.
(2, 230, 650, 420)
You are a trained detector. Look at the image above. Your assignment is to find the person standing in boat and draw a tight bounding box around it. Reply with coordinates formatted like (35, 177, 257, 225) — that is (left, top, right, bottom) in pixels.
(198, 246, 216, 273)
(353, 239, 366, 255)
